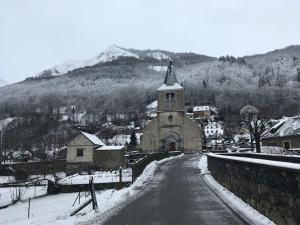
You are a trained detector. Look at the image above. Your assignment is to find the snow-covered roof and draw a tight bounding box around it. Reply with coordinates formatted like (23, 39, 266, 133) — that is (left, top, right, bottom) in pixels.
(81, 132, 105, 146)
(96, 146, 124, 151)
(193, 106, 218, 113)
(193, 106, 210, 112)
(157, 83, 183, 91)
(146, 100, 158, 109)
(263, 116, 300, 138)
(0, 117, 16, 131)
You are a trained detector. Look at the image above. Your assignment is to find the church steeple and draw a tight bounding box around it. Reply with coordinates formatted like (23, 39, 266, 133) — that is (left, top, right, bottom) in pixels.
(164, 60, 178, 86)
(157, 61, 184, 112)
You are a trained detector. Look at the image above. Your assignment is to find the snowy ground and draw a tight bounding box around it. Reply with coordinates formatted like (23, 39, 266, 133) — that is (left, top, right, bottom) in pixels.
(58, 169, 132, 185)
(0, 185, 47, 208)
(0, 155, 183, 225)
(198, 155, 276, 225)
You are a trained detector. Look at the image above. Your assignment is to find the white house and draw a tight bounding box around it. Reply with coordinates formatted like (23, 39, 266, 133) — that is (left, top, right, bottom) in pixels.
(204, 121, 224, 138)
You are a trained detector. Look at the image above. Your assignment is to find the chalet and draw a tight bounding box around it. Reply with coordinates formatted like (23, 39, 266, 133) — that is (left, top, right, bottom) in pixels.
(193, 106, 217, 120)
(66, 131, 125, 169)
(261, 116, 300, 150)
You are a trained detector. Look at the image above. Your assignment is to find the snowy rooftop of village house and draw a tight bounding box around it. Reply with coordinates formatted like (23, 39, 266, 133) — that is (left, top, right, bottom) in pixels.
(96, 145, 124, 151)
(263, 116, 300, 138)
(193, 105, 218, 113)
(81, 131, 106, 146)
(146, 100, 158, 109)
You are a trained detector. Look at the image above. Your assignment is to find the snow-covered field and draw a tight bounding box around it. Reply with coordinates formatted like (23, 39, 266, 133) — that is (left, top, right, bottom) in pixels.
(198, 155, 276, 225)
(0, 155, 182, 225)
(58, 169, 132, 185)
(0, 185, 47, 208)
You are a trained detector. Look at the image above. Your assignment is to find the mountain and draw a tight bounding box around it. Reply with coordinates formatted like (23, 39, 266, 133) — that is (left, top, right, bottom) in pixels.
(0, 78, 7, 87)
(0, 45, 300, 119)
(36, 44, 140, 78)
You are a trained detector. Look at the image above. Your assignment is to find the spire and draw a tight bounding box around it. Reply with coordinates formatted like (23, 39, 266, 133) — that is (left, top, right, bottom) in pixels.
(164, 60, 178, 86)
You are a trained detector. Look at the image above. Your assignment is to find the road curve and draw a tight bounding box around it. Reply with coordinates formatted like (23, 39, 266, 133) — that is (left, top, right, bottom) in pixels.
(103, 154, 248, 225)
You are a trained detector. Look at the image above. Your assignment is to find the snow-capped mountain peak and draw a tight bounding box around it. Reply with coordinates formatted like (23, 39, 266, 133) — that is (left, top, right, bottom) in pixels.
(97, 44, 139, 62)
(36, 44, 140, 78)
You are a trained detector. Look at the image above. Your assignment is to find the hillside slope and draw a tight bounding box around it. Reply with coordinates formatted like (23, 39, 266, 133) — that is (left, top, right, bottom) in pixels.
(0, 45, 300, 118)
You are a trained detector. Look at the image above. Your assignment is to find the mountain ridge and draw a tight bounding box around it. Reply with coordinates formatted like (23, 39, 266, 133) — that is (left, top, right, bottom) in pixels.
(1, 44, 300, 119)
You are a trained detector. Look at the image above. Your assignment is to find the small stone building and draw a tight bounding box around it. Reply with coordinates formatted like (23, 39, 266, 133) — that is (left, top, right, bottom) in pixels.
(66, 131, 124, 169)
(142, 61, 203, 153)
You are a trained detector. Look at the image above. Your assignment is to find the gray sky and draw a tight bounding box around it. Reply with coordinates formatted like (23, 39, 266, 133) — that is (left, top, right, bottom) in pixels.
(1, 0, 300, 84)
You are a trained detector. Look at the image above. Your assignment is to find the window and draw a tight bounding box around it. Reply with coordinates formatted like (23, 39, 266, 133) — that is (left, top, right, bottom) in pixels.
(283, 141, 291, 150)
(77, 148, 84, 157)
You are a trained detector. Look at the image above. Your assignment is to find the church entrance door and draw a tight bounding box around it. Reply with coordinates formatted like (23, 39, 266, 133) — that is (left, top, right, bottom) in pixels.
(168, 142, 176, 151)
(162, 132, 181, 152)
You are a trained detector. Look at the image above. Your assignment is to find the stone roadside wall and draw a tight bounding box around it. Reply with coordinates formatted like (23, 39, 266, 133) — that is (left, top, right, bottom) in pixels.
(207, 155, 300, 225)
(0, 160, 103, 176)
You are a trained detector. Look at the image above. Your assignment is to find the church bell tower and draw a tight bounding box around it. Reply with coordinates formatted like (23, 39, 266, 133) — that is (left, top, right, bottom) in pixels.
(157, 61, 184, 112)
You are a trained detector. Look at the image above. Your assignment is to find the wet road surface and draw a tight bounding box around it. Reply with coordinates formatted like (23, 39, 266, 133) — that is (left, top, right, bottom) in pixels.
(103, 154, 248, 225)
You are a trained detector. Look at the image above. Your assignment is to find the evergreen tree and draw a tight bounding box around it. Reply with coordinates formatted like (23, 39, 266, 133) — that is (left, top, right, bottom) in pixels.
(129, 130, 137, 149)
(297, 68, 300, 82)
(202, 79, 207, 88)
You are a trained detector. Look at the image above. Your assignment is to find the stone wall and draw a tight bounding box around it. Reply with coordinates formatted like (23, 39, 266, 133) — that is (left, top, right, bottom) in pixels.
(207, 155, 300, 225)
(93, 149, 125, 169)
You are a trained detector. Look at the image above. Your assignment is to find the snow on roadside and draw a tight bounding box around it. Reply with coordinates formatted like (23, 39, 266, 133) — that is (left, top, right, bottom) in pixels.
(198, 155, 276, 225)
(0, 154, 183, 225)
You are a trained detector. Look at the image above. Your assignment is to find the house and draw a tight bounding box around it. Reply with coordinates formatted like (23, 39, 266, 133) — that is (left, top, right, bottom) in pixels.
(204, 121, 224, 138)
(142, 61, 203, 153)
(261, 116, 300, 149)
(66, 131, 125, 169)
(193, 106, 217, 120)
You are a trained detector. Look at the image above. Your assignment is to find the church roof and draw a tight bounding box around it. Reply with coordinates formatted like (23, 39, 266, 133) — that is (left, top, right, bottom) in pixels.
(164, 61, 178, 86)
(158, 61, 183, 91)
(157, 83, 183, 91)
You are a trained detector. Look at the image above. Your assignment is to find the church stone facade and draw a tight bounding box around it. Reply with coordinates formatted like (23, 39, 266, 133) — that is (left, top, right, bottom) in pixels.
(142, 61, 203, 153)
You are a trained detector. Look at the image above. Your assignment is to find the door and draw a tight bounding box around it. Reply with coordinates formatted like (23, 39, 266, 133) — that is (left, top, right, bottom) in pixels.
(283, 141, 291, 149)
(169, 142, 176, 151)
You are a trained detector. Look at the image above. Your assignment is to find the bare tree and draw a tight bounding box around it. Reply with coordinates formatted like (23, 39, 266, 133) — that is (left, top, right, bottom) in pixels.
(240, 105, 268, 153)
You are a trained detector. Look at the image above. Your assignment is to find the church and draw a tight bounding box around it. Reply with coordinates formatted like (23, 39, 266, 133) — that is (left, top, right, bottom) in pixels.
(142, 61, 203, 153)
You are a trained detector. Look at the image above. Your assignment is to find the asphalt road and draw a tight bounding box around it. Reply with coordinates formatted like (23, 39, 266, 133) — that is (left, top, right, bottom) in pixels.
(103, 154, 248, 225)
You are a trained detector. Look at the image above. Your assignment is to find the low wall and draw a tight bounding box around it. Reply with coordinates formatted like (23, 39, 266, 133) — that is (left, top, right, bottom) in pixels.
(0, 160, 104, 176)
(207, 154, 300, 225)
(132, 151, 181, 181)
(48, 181, 130, 194)
(224, 153, 300, 163)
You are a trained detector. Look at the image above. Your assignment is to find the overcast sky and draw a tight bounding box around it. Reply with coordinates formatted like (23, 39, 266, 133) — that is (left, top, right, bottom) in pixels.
(1, 0, 300, 84)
